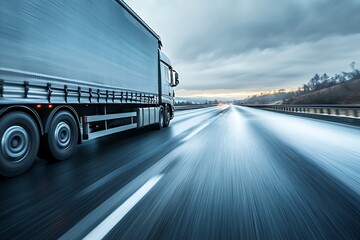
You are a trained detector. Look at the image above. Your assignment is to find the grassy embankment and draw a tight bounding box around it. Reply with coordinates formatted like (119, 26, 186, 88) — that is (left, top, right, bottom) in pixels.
(284, 78, 360, 104)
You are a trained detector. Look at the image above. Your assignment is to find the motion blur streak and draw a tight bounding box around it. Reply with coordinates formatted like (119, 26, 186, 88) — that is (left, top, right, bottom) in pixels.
(83, 175, 163, 240)
(1, 105, 360, 239)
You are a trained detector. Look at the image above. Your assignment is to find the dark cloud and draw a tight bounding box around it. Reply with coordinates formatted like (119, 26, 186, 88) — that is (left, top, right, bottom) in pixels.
(126, 0, 360, 98)
(143, 0, 360, 61)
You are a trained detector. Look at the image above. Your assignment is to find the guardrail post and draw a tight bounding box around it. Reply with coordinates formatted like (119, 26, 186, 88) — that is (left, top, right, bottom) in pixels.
(354, 109, 359, 118)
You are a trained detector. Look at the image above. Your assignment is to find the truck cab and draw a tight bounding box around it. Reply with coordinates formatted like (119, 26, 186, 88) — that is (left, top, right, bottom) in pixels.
(160, 51, 179, 120)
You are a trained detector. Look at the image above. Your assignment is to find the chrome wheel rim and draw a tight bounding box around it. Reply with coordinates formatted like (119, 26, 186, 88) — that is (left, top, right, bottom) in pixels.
(1, 126, 30, 162)
(54, 121, 71, 149)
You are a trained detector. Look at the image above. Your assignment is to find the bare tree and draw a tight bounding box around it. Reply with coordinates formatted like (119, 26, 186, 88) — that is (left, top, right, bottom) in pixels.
(350, 61, 356, 72)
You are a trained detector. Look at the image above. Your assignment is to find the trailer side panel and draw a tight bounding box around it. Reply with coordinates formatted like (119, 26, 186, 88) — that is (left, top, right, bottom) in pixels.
(0, 0, 159, 102)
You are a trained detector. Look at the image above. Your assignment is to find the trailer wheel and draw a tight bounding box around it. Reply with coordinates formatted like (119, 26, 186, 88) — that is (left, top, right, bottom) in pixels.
(164, 105, 170, 128)
(0, 112, 40, 177)
(44, 111, 78, 161)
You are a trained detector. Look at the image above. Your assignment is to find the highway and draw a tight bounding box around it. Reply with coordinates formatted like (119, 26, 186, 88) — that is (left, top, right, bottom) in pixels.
(1, 105, 360, 239)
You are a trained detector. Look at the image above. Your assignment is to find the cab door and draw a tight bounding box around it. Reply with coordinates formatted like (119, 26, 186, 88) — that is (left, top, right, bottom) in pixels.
(160, 62, 173, 104)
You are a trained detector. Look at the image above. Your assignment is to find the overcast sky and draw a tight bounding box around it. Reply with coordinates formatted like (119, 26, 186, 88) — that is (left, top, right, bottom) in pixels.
(126, 0, 360, 99)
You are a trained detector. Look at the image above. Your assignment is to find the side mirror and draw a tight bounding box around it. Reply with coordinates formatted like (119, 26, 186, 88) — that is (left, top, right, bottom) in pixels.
(174, 71, 179, 86)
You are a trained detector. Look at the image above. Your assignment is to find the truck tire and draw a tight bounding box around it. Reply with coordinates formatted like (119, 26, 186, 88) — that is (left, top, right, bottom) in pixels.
(164, 105, 170, 128)
(0, 112, 40, 177)
(43, 111, 78, 161)
(155, 106, 164, 130)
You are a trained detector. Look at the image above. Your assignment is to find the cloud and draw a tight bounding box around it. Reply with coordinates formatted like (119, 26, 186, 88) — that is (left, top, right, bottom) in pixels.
(126, 0, 360, 98)
(181, 34, 360, 88)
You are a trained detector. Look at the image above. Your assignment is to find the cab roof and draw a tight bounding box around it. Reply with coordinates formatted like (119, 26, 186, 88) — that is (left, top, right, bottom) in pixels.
(160, 51, 172, 68)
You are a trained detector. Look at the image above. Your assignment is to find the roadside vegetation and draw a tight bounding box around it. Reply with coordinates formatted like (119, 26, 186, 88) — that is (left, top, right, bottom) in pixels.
(240, 62, 360, 105)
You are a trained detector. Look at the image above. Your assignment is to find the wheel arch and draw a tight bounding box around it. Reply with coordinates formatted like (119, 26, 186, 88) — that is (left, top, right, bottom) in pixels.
(0, 105, 44, 135)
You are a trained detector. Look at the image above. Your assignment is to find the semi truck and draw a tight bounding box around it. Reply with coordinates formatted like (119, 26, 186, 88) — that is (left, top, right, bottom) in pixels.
(0, 0, 179, 177)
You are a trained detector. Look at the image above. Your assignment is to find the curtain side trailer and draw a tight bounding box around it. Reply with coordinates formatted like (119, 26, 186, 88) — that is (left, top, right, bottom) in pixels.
(0, 0, 179, 176)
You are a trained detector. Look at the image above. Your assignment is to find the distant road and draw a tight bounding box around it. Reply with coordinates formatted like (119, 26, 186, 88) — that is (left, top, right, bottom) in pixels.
(1, 105, 360, 239)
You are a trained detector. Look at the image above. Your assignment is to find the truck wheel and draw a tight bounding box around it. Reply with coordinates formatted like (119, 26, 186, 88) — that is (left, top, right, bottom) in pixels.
(0, 112, 40, 177)
(155, 106, 164, 130)
(164, 105, 170, 128)
(44, 111, 78, 161)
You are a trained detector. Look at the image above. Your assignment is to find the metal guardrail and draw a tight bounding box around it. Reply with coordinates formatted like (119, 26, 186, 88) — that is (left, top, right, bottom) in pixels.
(243, 104, 360, 119)
(174, 104, 216, 111)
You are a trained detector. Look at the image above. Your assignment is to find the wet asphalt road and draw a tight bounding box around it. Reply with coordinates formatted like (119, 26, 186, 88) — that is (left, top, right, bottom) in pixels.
(1, 105, 360, 239)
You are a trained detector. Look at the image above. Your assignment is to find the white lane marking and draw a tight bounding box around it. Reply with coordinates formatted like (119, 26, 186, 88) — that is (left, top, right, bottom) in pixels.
(181, 107, 228, 142)
(61, 148, 180, 240)
(83, 175, 163, 240)
(182, 120, 214, 142)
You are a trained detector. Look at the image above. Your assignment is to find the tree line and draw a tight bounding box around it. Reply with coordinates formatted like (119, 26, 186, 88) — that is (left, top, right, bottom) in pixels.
(304, 62, 360, 92)
(242, 61, 360, 104)
(175, 99, 221, 105)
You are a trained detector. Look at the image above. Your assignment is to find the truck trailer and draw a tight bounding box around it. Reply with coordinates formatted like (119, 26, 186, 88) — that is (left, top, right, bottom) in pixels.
(0, 0, 179, 176)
